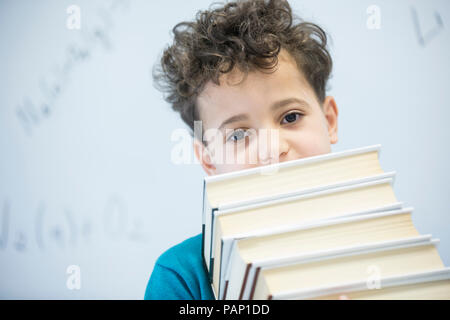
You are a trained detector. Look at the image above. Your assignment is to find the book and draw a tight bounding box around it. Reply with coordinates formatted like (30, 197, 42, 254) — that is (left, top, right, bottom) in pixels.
(201, 145, 450, 299)
(309, 268, 450, 300)
(251, 236, 442, 299)
(202, 145, 386, 294)
(223, 207, 419, 299)
(215, 175, 400, 299)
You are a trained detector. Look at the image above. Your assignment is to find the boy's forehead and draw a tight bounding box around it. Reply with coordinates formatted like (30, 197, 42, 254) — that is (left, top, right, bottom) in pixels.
(198, 50, 300, 99)
(196, 50, 315, 129)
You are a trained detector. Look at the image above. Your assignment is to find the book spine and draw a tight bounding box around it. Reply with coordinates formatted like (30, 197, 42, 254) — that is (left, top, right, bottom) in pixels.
(209, 208, 217, 282)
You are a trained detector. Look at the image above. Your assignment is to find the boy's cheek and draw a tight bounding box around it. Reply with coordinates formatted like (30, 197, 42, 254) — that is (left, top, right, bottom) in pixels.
(287, 129, 332, 159)
(211, 145, 269, 173)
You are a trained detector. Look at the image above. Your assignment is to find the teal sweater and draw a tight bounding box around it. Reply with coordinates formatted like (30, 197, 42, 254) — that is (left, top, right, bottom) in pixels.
(144, 233, 215, 300)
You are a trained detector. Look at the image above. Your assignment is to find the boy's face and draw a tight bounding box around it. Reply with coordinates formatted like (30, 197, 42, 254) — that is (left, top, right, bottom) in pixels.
(194, 49, 338, 175)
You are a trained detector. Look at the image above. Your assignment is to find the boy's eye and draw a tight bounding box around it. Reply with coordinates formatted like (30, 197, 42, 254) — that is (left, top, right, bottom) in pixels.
(281, 112, 303, 125)
(227, 128, 249, 142)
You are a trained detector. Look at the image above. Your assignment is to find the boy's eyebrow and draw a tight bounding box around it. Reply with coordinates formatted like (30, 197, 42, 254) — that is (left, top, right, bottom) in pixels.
(271, 97, 310, 111)
(218, 113, 249, 131)
(218, 98, 310, 130)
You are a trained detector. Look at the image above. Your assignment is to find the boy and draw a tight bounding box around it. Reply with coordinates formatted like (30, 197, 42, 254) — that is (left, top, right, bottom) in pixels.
(145, 0, 338, 300)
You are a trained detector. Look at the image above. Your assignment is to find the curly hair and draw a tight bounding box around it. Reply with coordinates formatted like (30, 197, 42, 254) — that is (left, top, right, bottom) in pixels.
(153, 0, 333, 137)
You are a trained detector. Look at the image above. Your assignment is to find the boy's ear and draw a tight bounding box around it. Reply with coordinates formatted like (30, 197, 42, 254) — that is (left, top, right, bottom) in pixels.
(322, 96, 339, 145)
(193, 138, 216, 176)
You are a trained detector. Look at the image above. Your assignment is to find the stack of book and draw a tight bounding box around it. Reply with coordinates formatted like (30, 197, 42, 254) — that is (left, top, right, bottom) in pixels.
(201, 145, 450, 300)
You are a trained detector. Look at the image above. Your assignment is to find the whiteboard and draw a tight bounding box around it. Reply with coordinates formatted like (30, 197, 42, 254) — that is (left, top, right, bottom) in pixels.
(0, 0, 449, 299)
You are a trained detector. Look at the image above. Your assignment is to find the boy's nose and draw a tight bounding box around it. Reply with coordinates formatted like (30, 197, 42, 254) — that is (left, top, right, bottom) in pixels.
(256, 128, 290, 165)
